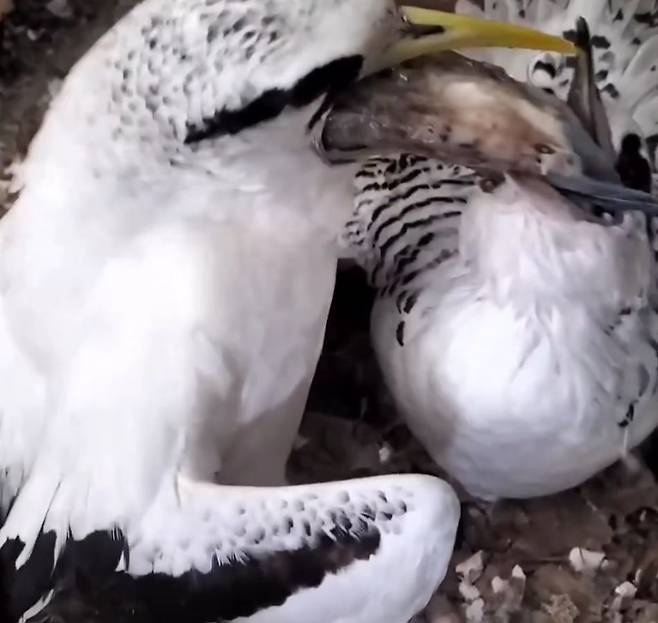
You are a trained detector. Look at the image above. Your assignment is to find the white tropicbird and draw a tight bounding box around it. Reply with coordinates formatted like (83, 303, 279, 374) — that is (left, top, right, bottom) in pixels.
(322, 0, 658, 502)
(0, 1, 578, 621)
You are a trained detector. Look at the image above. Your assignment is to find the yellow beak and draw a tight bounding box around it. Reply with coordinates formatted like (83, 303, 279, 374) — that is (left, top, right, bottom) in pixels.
(374, 6, 577, 73)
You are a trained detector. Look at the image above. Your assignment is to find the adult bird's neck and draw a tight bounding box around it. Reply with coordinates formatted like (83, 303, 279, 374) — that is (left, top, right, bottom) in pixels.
(14, 102, 358, 240)
(2, 104, 358, 374)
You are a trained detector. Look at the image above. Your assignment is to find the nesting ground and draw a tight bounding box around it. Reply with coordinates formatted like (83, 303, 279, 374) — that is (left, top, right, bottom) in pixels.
(2, 2, 658, 622)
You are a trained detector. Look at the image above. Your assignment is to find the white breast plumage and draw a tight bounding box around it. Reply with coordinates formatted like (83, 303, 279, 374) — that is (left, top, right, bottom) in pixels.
(349, 0, 658, 502)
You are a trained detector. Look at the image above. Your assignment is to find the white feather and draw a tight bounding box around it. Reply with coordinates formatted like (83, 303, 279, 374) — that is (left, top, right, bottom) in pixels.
(0, 0, 459, 621)
(350, 0, 658, 501)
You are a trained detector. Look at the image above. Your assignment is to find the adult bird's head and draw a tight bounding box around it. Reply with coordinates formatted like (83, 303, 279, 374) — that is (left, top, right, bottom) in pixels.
(16, 0, 575, 229)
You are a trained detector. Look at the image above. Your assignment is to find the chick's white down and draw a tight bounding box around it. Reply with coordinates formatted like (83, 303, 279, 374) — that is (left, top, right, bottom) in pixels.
(346, 0, 658, 501)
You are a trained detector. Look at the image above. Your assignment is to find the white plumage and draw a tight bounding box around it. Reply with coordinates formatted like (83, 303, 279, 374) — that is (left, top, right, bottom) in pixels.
(0, 0, 481, 620)
(345, 0, 658, 502)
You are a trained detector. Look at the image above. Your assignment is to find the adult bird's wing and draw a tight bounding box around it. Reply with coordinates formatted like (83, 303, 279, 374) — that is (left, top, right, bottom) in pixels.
(32, 474, 458, 623)
(0, 217, 459, 623)
(0, 287, 48, 525)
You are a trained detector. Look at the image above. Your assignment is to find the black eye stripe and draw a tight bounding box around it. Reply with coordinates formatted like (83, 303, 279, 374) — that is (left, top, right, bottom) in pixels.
(185, 56, 363, 144)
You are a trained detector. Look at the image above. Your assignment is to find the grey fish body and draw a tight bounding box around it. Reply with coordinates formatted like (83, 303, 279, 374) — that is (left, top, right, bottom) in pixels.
(317, 49, 657, 215)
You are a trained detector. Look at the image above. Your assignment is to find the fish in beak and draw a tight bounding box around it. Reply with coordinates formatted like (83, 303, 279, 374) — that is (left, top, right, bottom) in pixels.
(315, 15, 658, 217)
